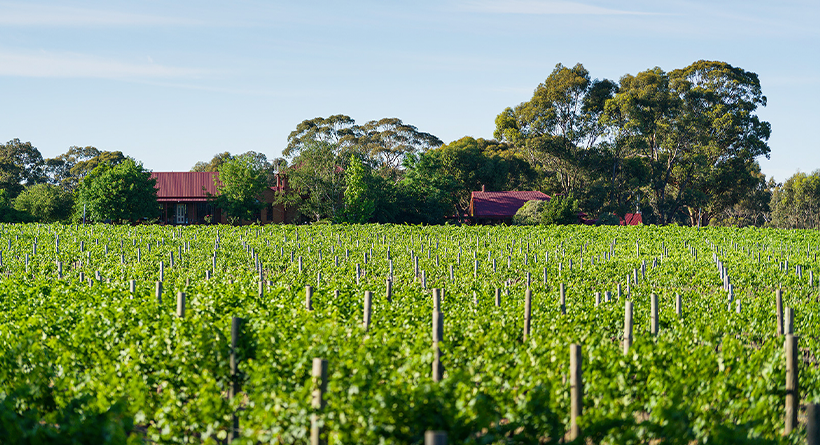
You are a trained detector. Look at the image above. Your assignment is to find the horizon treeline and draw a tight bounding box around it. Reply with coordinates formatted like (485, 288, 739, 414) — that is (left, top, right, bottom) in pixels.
(1, 60, 818, 228)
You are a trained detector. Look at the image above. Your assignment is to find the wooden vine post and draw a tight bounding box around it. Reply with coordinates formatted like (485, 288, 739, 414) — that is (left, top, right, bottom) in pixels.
(310, 358, 328, 445)
(425, 431, 447, 445)
(559, 283, 566, 315)
(650, 293, 659, 335)
(808, 404, 820, 445)
(570, 343, 583, 441)
(305, 285, 313, 311)
(675, 293, 682, 317)
(523, 288, 532, 340)
(432, 288, 444, 382)
(176, 292, 185, 318)
(228, 317, 244, 443)
(776, 289, 784, 336)
(785, 333, 799, 435)
(784, 306, 793, 335)
(624, 300, 633, 355)
(363, 291, 372, 331)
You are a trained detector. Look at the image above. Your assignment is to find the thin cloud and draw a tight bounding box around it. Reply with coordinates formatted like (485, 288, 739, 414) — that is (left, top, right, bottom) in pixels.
(0, 50, 205, 79)
(460, 0, 659, 15)
(0, 2, 202, 26)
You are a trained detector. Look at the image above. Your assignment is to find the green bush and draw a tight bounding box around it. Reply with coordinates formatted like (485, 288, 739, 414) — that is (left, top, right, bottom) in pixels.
(13, 184, 74, 223)
(0, 189, 35, 223)
(513, 196, 579, 225)
(540, 195, 579, 225)
(512, 200, 548, 225)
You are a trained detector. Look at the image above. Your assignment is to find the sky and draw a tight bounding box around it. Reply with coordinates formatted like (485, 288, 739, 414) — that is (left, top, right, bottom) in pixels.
(1, 0, 818, 182)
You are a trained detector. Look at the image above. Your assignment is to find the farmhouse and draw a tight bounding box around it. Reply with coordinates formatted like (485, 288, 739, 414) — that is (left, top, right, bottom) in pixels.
(469, 188, 550, 224)
(150, 172, 294, 225)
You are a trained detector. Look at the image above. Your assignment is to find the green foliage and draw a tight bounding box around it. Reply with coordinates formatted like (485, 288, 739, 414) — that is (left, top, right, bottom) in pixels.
(45, 146, 126, 191)
(541, 195, 579, 225)
(285, 115, 442, 177)
(397, 152, 461, 224)
(494, 60, 772, 226)
(278, 141, 346, 222)
(13, 184, 74, 223)
(0, 138, 45, 199)
(601, 60, 771, 224)
(210, 153, 269, 223)
(0, 223, 816, 444)
(770, 170, 820, 229)
(191, 151, 232, 172)
(595, 213, 621, 226)
(433, 137, 537, 214)
(341, 155, 376, 223)
(513, 196, 579, 225)
(494, 63, 616, 198)
(74, 158, 159, 223)
(0, 189, 35, 223)
(512, 199, 548, 225)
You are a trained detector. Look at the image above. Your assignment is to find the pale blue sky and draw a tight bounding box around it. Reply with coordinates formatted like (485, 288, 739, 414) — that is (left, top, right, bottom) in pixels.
(1, 0, 817, 182)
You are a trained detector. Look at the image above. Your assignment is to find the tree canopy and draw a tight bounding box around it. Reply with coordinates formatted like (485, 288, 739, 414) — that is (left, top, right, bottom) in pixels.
(209, 153, 270, 223)
(13, 183, 74, 223)
(45, 146, 126, 191)
(74, 159, 159, 223)
(0, 139, 45, 198)
(494, 60, 771, 225)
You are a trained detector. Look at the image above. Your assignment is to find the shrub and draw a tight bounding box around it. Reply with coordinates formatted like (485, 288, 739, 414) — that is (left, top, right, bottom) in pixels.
(13, 183, 74, 223)
(540, 195, 579, 225)
(512, 200, 548, 225)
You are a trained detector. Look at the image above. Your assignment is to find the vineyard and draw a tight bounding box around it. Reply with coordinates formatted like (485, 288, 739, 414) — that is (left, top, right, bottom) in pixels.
(1, 223, 819, 444)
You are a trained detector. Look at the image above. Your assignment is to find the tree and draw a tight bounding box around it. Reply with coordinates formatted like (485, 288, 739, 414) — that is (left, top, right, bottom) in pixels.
(0, 189, 35, 223)
(13, 184, 74, 222)
(341, 155, 376, 223)
(0, 139, 45, 198)
(670, 61, 771, 225)
(75, 159, 159, 223)
(209, 153, 269, 223)
(45, 146, 126, 190)
(277, 141, 345, 222)
(431, 137, 537, 214)
(494, 63, 616, 196)
(512, 195, 578, 225)
(191, 152, 233, 172)
(540, 194, 580, 225)
(285, 115, 443, 179)
(512, 200, 548, 225)
(770, 171, 820, 229)
(709, 164, 772, 227)
(602, 61, 771, 224)
(358, 118, 443, 174)
(396, 152, 460, 224)
(284, 115, 358, 157)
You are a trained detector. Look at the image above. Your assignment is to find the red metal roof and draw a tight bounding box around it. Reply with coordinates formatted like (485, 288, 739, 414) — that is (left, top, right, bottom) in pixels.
(620, 213, 643, 225)
(470, 191, 550, 218)
(151, 172, 220, 202)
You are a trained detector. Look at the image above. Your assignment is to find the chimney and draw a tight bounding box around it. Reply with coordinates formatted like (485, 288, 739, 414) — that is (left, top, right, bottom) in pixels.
(481, 184, 485, 192)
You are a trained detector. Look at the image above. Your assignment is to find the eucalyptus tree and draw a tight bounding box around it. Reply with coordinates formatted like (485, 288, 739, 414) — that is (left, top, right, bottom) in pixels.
(284, 115, 442, 178)
(0, 138, 45, 198)
(45, 146, 126, 191)
(494, 63, 617, 196)
(603, 60, 771, 224)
